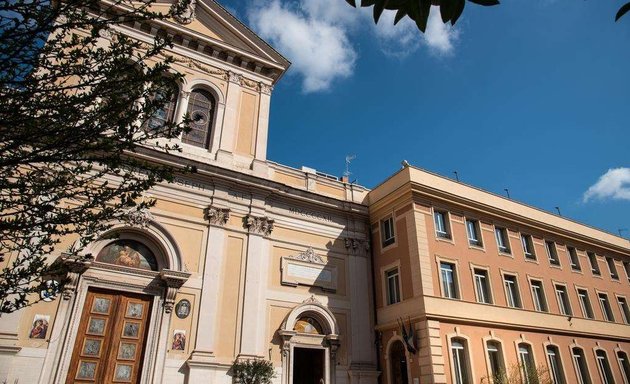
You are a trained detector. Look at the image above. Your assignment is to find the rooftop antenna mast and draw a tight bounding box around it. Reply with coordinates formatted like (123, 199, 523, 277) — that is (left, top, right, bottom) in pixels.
(344, 155, 356, 181)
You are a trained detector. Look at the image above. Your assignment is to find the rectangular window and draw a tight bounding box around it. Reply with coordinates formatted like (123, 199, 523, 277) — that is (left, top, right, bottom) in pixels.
(598, 293, 615, 322)
(385, 268, 401, 305)
(503, 274, 521, 308)
(572, 347, 591, 384)
(474, 269, 492, 304)
(567, 247, 581, 271)
(588, 252, 601, 275)
(521, 234, 536, 260)
(546, 345, 566, 384)
(546, 241, 560, 266)
(381, 216, 395, 247)
(555, 285, 572, 316)
(577, 289, 594, 319)
(495, 227, 510, 254)
(466, 219, 482, 246)
(596, 350, 615, 384)
(606, 257, 619, 280)
(618, 296, 630, 324)
(624, 261, 630, 283)
(530, 280, 548, 312)
(434, 210, 451, 239)
(440, 262, 458, 299)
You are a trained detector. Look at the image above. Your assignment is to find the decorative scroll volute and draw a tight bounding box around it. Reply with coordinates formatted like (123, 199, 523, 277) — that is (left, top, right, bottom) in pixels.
(244, 215, 274, 236)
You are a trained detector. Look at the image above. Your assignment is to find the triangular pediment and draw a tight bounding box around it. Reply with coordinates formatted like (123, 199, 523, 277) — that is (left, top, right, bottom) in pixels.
(165, 0, 289, 70)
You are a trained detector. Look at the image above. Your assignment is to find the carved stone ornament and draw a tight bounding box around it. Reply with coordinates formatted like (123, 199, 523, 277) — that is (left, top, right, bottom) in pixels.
(239, 76, 259, 90)
(228, 71, 241, 83)
(244, 215, 274, 236)
(344, 238, 358, 250)
(302, 294, 323, 306)
(124, 208, 154, 228)
(58, 253, 93, 300)
(170, 56, 228, 80)
(203, 206, 230, 226)
(259, 83, 273, 95)
(160, 269, 191, 313)
(291, 247, 324, 264)
(171, 0, 197, 24)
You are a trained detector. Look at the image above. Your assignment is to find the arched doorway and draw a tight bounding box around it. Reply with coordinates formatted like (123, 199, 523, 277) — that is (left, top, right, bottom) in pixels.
(278, 296, 340, 384)
(40, 224, 190, 384)
(389, 340, 409, 384)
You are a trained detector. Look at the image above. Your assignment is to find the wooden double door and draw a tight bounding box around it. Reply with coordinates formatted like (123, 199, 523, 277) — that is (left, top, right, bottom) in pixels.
(66, 289, 152, 384)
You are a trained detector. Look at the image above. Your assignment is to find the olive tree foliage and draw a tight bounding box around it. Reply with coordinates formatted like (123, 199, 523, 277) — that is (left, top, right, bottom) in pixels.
(481, 363, 552, 384)
(346, 0, 630, 32)
(231, 360, 275, 384)
(0, 0, 194, 313)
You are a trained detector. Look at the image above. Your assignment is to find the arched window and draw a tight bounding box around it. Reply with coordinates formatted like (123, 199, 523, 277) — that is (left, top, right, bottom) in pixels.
(389, 340, 408, 384)
(617, 350, 630, 384)
(145, 81, 179, 131)
(518, 343, 535, 384)
(183, 88, 215, 148)
(96, 239, 158, 271)
(571, 347, 591, 384)
(595, 349, 615, 384)
(486, 341, 505, 381)
(546, 345, 566, 384)
(450, 338, 471, 384)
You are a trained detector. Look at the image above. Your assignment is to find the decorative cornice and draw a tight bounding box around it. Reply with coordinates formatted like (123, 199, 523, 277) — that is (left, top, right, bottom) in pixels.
(290, 247, 324, 264)
(160, 269, 191, 313)
(58, 253, 92, 300)
(239, 76, 259, 90)
(259, 83, 273, 95)
(228, 71, 241, 83)
(243, 215, 274, 236)
(171, 56, 228, 80)
(203, 206, 230, 226)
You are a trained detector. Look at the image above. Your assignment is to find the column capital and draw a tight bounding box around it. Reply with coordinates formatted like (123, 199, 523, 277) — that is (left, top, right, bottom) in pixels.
(160, 269, 191, 313)
(243, 214, 274, 236)
(203, 206, 230, 226)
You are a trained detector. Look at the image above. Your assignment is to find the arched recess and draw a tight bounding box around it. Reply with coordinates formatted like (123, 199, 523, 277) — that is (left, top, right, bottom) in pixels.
(384, 335, 411, 384)
(41, 220, 190, 384)
(278, 296, 340, 384)
(177, 78, 226, 154)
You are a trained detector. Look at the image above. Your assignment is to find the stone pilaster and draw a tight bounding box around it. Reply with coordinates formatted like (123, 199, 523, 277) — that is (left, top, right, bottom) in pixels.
(215, 71, 241, 163)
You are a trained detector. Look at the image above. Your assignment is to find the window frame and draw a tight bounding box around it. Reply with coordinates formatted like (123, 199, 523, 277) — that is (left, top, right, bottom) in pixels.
(576, 287, 595, 319)
(449, 337, 473, 384)
(606, 257, 619, 281)
(554, 283, 573, 316)
(616, 349, 630, 384)
(439, 259, 460, 300)
(433, 209, 452, 240)
(484, 339, 506, 382)
(567, 246, 582, 272)
(546, 240, 561, 267)
(529, 278, 548, 312)
(588, 252, 601, 276)
(494, 226, 511, 255)
(472, 267, 493, 304)
(465, 218, 483, 247)
(616, 295, 630, 324)
(502, 273, 522, 308)
(597, 292, 615, 322)
(385, 267, 402, 305)
(571, 346, 592, 384)
(380, 215, 396, 248)
(517, 342, 536, 384)
(182, 87, 217, 149)
(545, 344, 567, 384)
(521, 234, 537, 261)
(595, 349, 615, 384)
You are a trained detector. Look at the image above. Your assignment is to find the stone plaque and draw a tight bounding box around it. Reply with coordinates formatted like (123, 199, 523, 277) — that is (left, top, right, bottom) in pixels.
(281, 248, 337, 292)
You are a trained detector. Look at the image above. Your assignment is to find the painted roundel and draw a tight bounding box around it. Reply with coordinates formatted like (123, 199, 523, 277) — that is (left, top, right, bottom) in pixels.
(96, 239, 158, 271)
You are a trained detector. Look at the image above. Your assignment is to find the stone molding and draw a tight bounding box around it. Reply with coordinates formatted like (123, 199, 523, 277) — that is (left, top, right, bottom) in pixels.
(160, 269, 191, 313)
(290, 247, 324, 264)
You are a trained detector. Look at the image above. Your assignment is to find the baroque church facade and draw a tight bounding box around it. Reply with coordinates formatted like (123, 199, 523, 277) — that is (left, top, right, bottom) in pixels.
(1, 1, 629, 384)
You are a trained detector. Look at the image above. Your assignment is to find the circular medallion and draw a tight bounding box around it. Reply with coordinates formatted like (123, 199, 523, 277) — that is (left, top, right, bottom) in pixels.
(175, 299, 191, 319)
(40, 280, 60, 302)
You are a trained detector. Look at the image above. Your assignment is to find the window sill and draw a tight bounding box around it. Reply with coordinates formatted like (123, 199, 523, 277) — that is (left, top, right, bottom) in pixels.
(498, 251, 513, 258)
(549, 264, 563, 270)
(524, 258, 539, 265)
(435, 235, 455, 245)
(570, 268, 583, 275)
(468, 244, 486, 252)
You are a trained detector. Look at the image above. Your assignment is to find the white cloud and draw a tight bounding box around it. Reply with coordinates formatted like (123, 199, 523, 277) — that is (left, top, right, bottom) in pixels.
(246, 1, 459, 92)
(248, 1, 357, 93)
(583, 168, 630, 202)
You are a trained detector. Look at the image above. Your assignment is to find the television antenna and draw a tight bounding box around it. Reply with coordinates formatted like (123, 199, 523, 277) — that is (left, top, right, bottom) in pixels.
(344, 155, 356, 179)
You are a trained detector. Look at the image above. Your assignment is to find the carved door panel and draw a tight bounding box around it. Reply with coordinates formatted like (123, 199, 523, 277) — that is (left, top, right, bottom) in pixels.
(66, 289, 152, 384)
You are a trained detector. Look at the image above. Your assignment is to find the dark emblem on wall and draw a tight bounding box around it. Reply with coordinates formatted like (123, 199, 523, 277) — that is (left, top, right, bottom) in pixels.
(175, 299, 191, 319)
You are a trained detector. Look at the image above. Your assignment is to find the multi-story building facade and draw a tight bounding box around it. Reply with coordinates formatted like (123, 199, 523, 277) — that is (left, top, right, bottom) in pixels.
(0, 1, 628, 384)
(369, 165, 630, 384)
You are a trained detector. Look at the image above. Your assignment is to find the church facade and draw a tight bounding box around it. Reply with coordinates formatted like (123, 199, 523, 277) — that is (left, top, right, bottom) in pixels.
(0, 1, 629, 384)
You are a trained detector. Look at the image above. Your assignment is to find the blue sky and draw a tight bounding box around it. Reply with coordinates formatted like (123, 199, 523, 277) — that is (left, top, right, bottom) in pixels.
(221, 0, 630, 237)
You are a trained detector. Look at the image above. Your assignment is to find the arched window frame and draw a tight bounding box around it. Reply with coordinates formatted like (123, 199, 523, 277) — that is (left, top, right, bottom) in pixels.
(543, 341, 567, 384)
(568, 342, 593, 384)
(385, 336, 411, 384)
(446, 331, 475, 384)
(593, 346, 616, 384)
(482, 335, 508, 382)
(514, 337, 538, 384)
(614, 346, 630, 384)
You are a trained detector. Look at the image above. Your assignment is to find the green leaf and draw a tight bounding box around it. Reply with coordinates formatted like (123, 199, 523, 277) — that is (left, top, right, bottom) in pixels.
(616, 2, 630, 21)
(346, 0, 357, 7)
(451, 0, 466, 25)
(467, 0, 500, 6)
